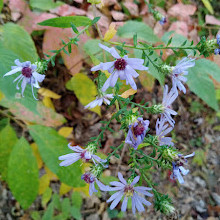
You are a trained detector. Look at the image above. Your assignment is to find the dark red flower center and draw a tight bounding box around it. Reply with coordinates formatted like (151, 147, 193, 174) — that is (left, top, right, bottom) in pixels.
(80, 150, 90, 162)
(22, 67, 32, 78)
(114, 58, 127, 70)
(81, 173, 94, 184)
(133, 123, 145, 136)
(124, 185, 134, 196)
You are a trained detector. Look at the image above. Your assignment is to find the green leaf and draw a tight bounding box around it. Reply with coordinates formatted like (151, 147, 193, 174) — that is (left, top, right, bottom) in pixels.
(117, 21, 160, 44)
(71, 192, 82, 209)
(7, 137, 39, 209)
(0, 123, 17, 180)
(38, 16, 92, 28)
(91, 16, 101, 25)
(31, 211, 41, 220)
(0, 118, 9, 131)
(70, 206, 82, 220)
(42, 202, 54, 220)
(66, 73, 101, 115)
(187, 59, 219, 111)
(30, 0, 63, 11)
(0, 0, 3, 13)
(61, 198, 71, 218)
(42, 187, 52, 207)
(0, 23, 38, 62)
(29, 125, 85, 187)
(201, 0, 214, 14)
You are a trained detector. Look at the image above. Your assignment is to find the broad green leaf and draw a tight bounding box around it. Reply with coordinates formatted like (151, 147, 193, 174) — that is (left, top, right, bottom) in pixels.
(117, 21, 160, 44)
(0, 118, 9, 131)
(31, 211, 41, 220)
(0, 23, 38, 62)
(66, 73, 101, 115)
(0, 123, 17, 180)
(70, 206, 82, 220)
(8, 137, 39, 209)
(187, 59, 219, 111)
(30, 0, 63, 11)
(29, 125, 85, 187)
(38, 16, 92, 28)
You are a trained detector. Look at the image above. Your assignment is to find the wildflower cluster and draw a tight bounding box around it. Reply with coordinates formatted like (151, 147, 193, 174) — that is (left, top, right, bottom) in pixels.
(2, 17, 217, 216)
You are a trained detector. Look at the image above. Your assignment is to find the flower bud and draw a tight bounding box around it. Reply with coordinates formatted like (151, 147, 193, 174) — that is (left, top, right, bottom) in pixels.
(121, 112, 139, 130)
(34, 60, 48, 74)
(153, 11, 167, 25)
(86, 142, 98, 155)
(159, 64, 174, 76)
(91, 164, 104, 178)
(147, 104, 164, 114)
(154, 194, 175, 215)
(161, 145, 178, 163)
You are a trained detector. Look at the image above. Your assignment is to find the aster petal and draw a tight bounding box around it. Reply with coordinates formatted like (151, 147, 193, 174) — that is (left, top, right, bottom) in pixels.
(109, 72, 119, 87)
(13, 74, 23, 83)
(59, 155, 81, 166)
(133, 193, 145, 212)
(118, 172, 127, 185)
(89, 182, 97, 196)
(107, 190, 123, 203)
(4, 67, 22, 77)
(138, 196, 152, 206)
(134, 186, 152, 191)
(21, 78, 28, 97)
(99, 43, 120, 59)
(134, 188, 153, 197)
(68, 144, 84, 152)
(58, 153, 81, 160)
(130, 176, 140, 186)
(32, 72, 45, 83)
(109, 191, 124, 210)
(179, 166, 189, 176)
(125, 65, 139, 78)
(14, 59, 22, 66)
(125, 72, 137, 90)
(132, 196, 136, 214)
(95, 179, 110, 191)
(184, 152, 195, 158)
(173, 169, 184, 184)
(110, 181, 125, 187)
(121, 196, 128, 212)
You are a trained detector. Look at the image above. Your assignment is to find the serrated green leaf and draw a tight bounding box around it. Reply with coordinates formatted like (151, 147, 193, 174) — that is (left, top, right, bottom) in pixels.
(30, 0, 63, 11)
(66, 73, 101, 115)
(38, 16, 92, 28)
(0, 123, 17, 180)
(0, 23, 38, 62)
(117, 21, 160, 44)
(29, 125, 85, 187)
(8, 137, 39, 209)
(187, 59, 219, 111)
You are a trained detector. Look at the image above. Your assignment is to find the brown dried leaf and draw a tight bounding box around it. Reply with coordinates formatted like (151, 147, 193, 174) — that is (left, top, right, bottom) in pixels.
(49, 4, 86, 16)
(111, 10, 128, 21)
(205, 15, 220, 26)
(123, 2, 139, 17)
(168, 21, 188, 37)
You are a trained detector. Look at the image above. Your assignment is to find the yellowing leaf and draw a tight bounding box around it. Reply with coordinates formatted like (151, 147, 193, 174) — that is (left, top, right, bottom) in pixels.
(38, 88, 61, 99)
(38, 174, 50, 195)
(60, 183, 73, 196)
(104, 23, 117, 41)
(58, 127, 73, 138)
(45, 166, 58, 181)
(42, 97, 55, 110)
(74, 184, 90, 197)
(202, 0, 214, 14)
(139, 71, 155, 92)
(121, 88, 137, 98)
(31, 143, 43, 169)
(66, 73, 101, 115)
(0, 90, 4, 101)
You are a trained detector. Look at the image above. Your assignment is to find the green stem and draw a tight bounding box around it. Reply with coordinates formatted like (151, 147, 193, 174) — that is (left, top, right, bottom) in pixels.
(47, 25, 91, 64)
(106, 143, 124, 161)
(106, 40, 197, 51)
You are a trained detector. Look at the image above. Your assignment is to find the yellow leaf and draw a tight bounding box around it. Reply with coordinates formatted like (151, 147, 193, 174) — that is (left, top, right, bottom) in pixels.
(66, 73, 101, 116)
(38, 88, 61, 99)
(121, 88, 137, 98)
(139, 71, 155, 92)
(74, 184, 90, 197)
(42, 97, 55, 110)
(201, 0, 214, 14)
(38, 174, 50, 195)
(0, 90, 4, 101)
(31, 143, 43, 169)
(45, 166, 58, 181)
(104, 23, 117, 41)
(60, 183, 73, 196)
(58, 127, 73, 138)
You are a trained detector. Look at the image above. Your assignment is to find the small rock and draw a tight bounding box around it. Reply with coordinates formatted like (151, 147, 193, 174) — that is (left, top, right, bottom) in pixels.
(211, 192, 220, 205)
(194, 176, 206, 188)
(86, 213, 100, 220)
(103, 211, 110, 220)
(194, 200, 207, 213)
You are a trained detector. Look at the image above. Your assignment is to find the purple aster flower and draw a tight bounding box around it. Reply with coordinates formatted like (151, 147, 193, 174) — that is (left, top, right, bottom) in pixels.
(85, 94, 114, 109)
(125, 117, 150, 150)
(159, 17, 167, 25)
(101, 172, 152, 214)
(172, 57, 195, 94)
(156, 116, 174, 147)
(81, 172, 109, 196)
(161, 85, 178, 127)
(91, 43, 148, 92)
(170, 152, 195, 184)
(59, 143, 106, 166)
(214, 48, 220, 55)
(3, 59, 45, 100)
(217, 34, 220, 47)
